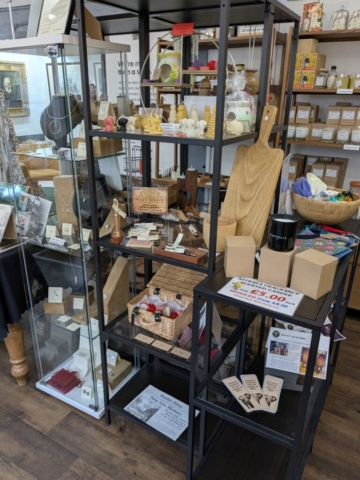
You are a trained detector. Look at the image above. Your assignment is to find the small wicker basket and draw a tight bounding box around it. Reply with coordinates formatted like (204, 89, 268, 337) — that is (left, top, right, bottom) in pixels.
(128, 264, 206, 340)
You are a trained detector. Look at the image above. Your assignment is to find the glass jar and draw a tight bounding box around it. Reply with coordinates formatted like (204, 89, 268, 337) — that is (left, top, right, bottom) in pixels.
(287, 125, 295, 139)
(351, 128, 360, 145)
(326, 66, 338, 89)
(353, 73, 360, 90)
(315, 69, 328, 89)
(295, 125, 309, 141)
(321, 127, 336, 143)
(336, 127, 351, 144)
(331, 5, 350, 30)
(336, 73, 349, 89)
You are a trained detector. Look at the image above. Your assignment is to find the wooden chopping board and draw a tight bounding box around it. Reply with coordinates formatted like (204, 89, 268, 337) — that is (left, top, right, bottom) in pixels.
(221, 106, 284, 248)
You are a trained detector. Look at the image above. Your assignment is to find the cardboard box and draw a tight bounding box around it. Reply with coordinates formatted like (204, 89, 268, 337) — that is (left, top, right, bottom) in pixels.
(319, 156, 333, 163)
(310, 123, 324, 141)
(287, 125, 296, 139)
(296, 106, 311, 124)
(292, 154, 306, 173)
(310, 105, 319, 123)
(96, 359, 132, 389)
(326, 106, 342, 125)
(336, 102, 352, 107)
(224, 236, 256, 278)
(311, 163, 325, 180)
(306, 155, 319, 168)
(293, 70, 302, 89)
(302, 53, 326, 71)
(340, 107, 357, 126)
(258, 245, 297, 288)
(324, 164, 341, 186)
(44, 296, 71, 315)
(290, 249, 338, 300)
(289, 106, 296, 124)
(297, 38, 318, 53)
(300, 71, 316, 89)
(355, 108, 360, 126)
(295, 53, 304, 70)
(73, 137, 123, 157)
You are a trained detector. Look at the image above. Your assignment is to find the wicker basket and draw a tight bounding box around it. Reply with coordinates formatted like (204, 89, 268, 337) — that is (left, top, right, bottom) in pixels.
(128, 264, 206, 340)
(292, 189, 360, 225)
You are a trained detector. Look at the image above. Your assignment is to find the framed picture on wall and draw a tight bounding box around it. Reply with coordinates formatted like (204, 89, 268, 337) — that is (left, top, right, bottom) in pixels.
(37, 0, 75, 37)
(0, 62, 29, 117)
(46, 62, 82, 100)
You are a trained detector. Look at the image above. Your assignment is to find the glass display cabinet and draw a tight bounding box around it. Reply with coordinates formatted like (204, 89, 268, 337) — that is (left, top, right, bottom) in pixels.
(0, 35, 130, 418)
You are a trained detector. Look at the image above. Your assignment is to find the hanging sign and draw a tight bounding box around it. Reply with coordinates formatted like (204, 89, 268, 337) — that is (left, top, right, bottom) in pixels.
(172, 23, 194, 36)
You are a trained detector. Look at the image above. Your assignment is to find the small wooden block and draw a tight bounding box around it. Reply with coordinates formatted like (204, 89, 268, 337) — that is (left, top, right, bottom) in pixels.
(44, 296, 71, 315)
(154, 244, 208, 265)
(96, 359, 132, 389)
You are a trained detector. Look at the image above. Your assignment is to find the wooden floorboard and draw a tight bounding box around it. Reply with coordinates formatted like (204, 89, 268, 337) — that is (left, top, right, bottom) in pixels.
(0, 311, 359, 479)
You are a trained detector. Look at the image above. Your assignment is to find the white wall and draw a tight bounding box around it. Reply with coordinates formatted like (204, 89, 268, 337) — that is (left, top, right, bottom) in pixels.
(285, 0, 360, 187)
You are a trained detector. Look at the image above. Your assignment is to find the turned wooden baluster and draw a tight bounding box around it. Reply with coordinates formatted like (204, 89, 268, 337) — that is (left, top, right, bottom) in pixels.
(4, 323, 29, 386)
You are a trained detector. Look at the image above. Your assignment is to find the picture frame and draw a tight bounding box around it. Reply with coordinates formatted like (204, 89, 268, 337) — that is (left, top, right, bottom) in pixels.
(46, 62, 82, 100)
(0, 62, 30, 117)
(36, 0, 75, 37)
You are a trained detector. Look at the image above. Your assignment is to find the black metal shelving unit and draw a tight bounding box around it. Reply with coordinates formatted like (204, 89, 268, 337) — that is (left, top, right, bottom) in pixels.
(73, 0, 360, 478)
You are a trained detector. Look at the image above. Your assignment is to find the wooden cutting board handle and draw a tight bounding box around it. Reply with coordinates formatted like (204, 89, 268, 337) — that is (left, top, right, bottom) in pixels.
(257, 105, 278, 146)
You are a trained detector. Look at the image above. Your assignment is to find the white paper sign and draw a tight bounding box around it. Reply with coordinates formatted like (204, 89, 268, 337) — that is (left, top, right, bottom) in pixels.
(49, 236, 66, 246)
(297, 110, 309, 119)
(48, 287, 64, 304)
(265, 327, 330, 380)
(106, 348, 120, 367)
(337, 89, 353, 94)
(73, 298, 85, 310)
(82, 228, 92, 242)
(77, 142, 87, 158)
(344, 144, 360, 151)
(218, 278, 304, 317)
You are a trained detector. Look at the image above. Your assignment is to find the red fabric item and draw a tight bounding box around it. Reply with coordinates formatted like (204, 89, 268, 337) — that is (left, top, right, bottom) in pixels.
(47, 368, 81, 394)
(320, 225, 350, 235)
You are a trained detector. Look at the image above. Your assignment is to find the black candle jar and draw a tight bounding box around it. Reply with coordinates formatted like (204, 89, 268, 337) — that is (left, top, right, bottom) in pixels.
(268, 214, 299, 252)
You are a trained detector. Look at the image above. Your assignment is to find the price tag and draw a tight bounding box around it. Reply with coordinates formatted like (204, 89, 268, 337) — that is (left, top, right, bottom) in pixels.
(135, 333, 154, 345)
(336, 89, 353, 95)
(152, 340, 173, 352)
(62, 223, 74, 236)
(152, 68, 161, 81)
(172, 22, 194, 36)
(73, 298, 85, 310)
(343, 144, 360, 151)
(66, 322, 81, 332)
(49, 236, 66, 246)
(79, 120, 86, 138)
(46, 225, 58, 238)
(210, 79, 217, 87)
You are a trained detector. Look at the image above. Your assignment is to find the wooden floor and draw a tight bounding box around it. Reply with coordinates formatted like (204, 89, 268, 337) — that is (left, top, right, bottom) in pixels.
(0, 312, 359, 480)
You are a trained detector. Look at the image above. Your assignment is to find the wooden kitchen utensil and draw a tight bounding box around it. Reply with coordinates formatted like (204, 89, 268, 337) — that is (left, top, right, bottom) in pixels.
(221, 106, 284, 249)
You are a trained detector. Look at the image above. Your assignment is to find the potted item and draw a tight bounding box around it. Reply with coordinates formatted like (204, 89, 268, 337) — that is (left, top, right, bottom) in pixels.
(245, 69, 259, 95)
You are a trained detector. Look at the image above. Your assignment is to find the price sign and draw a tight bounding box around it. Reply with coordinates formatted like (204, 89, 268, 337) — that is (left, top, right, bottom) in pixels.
(343, 144, 360, 151)
(336, 89, 353, 95)
(172, 22, 194, 36)
(218, 278, 304, 317)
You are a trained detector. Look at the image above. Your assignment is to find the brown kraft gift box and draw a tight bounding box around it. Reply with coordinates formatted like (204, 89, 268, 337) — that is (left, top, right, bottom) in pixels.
(290, 249, 338, 300)
(224, 236, 256, 278)
(53, 175, 79, 231)
(310, 123, 324, 141)
(326, 106, 342, 125)
(340, 107, 357, 126)
(258, 245, 297, 288)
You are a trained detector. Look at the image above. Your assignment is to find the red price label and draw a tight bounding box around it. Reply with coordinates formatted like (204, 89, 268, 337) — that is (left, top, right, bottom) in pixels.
(172, 23, 194, 36)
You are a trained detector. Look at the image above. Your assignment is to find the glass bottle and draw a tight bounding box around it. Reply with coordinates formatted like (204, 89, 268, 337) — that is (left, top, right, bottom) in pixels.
(336, 73, 349, 89)
(315, 69, 328, 89)
(354, 73, 360, 89)
(326, 66, 338, 89)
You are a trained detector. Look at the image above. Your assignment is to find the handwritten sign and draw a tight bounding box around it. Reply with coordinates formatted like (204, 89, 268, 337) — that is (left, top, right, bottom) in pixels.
(132, 187, 168, 215)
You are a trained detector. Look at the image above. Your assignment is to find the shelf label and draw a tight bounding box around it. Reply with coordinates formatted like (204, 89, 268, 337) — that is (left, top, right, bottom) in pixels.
(343, 144, 360, 151)
(49, 236, 66, 246)
(172, 23, 194, 36)
(337, 88, 353, 95)
(210, 79, 217, 87)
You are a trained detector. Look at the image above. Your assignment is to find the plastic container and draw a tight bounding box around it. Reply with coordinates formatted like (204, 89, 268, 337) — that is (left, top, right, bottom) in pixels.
(350, 181, 360, 195)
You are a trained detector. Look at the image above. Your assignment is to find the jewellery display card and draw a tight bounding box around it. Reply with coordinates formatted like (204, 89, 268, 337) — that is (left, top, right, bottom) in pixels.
(132, 187, 168, 215)
(46, 225, 58, 238)
(62, 223, 73, 236)
(77, 142, 87, 158)
(82, 228, 92, 243)
(0, 204, 14, 242)
(48, 287, 64, 304)
(124, 385, 196, 441)
(106, 349, 120, 367)
(73, 297, 84, 310)
(265, 327, 330, 380)
(222, 376, 261, 413)
(38, 0, 75, 37)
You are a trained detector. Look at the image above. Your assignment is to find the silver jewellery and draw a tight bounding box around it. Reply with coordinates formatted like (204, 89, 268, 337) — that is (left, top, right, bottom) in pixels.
(46, 103, 79, 135)
(55, 186, 74, 216)
(69, 252, 88, 285)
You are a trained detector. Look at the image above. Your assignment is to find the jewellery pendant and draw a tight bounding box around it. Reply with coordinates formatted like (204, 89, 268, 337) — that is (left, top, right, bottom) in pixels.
(62, 207, 73, 215)
(49, 120, 61, 135)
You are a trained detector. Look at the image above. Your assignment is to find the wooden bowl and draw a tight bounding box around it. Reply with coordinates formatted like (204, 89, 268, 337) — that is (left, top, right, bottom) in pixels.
(292, 189, 360, 225)
(203, 217, 236, 252)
